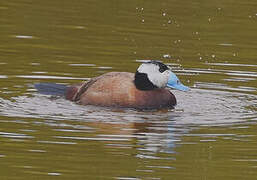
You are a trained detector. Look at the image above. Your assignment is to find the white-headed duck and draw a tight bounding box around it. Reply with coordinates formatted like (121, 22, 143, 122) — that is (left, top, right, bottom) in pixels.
(35, 61, 189, 109)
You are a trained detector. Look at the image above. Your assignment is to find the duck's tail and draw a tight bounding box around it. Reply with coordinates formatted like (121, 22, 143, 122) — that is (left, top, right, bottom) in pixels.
(34, 83, 68, 96)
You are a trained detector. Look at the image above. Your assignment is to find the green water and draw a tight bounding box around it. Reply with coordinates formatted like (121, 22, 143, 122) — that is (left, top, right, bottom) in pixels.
(0, 0, 257, 179)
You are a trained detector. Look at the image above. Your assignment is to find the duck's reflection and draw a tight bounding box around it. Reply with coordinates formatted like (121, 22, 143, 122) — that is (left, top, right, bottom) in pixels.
(83, 117, 189, 158)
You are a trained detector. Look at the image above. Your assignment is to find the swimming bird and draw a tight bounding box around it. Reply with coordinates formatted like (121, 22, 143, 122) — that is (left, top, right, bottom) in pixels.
(35, 61, 189, 109)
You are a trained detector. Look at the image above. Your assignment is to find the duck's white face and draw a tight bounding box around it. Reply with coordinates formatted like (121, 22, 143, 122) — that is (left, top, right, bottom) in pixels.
(137, 62, 170, 88)
(134, 61, 190, 91)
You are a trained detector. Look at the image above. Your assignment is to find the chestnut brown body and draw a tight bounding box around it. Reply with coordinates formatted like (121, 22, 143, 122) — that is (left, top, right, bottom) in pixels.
(65, 72, 176, 109)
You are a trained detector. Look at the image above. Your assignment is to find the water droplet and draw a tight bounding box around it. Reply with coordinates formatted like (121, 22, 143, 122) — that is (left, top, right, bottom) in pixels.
(31, 63, 40, 66)
(141, 19, 145, 23)
(23, 166, 32, 169)
(48, 172, 61, 176)
(162, 12, 166, 16)
(163, 54, 171, 58)
(211, 54, 215, 58)
(75, 26, 85, 29)
(15, 35, 34, 39)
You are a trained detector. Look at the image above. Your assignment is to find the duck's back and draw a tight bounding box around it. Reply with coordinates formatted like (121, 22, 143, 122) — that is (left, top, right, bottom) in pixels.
(66, 72, 176, 109)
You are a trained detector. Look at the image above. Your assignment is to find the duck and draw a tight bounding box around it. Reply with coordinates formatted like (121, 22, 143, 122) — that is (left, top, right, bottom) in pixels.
(35, 61, 189, 109)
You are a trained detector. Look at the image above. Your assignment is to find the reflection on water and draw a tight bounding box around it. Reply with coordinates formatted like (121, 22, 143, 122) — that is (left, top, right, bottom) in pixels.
(0, 0, 257, 179)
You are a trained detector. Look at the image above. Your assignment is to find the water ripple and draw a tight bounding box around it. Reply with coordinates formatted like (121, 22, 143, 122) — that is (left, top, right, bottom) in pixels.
(0, 87, 256, 126)
(0, 75, 7, 79)
(0, 131, 34, 139)
(37, 140, 76, 145)
(206, 62, 257, 68)
(54, 136, 130, 142)
(16, 75, 90, 80)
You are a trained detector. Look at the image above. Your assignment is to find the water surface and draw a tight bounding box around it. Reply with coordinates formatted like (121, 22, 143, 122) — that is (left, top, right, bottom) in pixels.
(0, 0, 257, 179)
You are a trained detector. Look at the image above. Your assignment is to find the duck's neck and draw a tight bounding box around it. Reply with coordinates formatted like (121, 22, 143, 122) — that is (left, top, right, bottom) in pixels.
(134, 71, 157, 91)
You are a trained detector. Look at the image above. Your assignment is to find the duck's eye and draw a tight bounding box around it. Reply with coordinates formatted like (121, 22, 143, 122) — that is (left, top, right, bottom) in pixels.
(158, 64, 169, 73)
(177, 80, 180, 84)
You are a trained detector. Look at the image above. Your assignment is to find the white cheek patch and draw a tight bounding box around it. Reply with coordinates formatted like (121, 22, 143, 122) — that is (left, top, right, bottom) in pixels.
(148, 70, 170, 88)
(137, 63, 170, 88)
